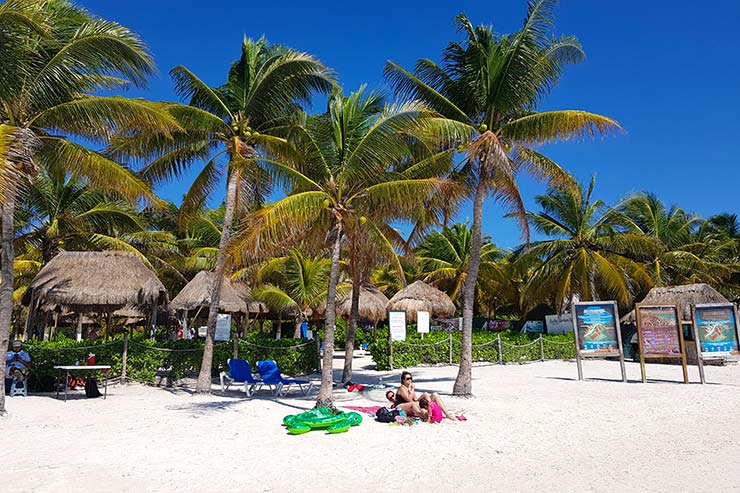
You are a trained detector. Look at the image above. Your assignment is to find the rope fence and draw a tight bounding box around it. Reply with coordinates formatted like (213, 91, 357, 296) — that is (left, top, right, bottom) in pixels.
(388, 334, 576, 368)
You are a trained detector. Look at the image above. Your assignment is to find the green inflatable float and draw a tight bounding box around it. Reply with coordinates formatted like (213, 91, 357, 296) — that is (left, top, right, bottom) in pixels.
(283, 407, 362, 435)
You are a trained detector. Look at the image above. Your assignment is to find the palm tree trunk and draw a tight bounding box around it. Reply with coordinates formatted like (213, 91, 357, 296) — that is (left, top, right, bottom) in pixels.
(453, 176, 486, 396)
(275, 316, 282, 340)
(342, 269, 361, 383)
(0, 185, 17, 415)
(316, 221, 343, 407)
(195, 167, 240, 393)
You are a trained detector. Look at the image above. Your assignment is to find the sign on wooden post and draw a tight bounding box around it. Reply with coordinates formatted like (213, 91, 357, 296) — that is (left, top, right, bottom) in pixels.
(388, 310, 407, 371)
(692, 303, 740, 384)
(571, 301, 627, 382)
(417, 311, 430, 339)
(635, 303, 689, 384)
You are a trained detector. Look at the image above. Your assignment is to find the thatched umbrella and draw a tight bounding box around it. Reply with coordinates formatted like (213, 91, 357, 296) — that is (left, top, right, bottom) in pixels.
(621, 283, 729, 324)
(336, 285, 389, 323)
(386, 280, 456, 322)
(21, 251, 168, 340)
(170, 271, 266, 337)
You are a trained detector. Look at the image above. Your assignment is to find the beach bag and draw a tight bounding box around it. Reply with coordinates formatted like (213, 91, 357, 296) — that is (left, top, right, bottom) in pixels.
(85, 377, 102, 398)
(375, 407, 399, 423)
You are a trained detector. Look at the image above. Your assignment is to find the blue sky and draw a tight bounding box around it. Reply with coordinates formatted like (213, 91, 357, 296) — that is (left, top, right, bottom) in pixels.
(80, 0, 740, 249)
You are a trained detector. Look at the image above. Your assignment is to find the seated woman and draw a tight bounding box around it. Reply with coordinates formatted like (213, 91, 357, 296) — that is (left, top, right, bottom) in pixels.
(386, 371, 454, 419)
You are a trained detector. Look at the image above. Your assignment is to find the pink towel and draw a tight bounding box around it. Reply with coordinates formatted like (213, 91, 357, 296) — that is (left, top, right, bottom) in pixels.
(341, 405, 383, 414)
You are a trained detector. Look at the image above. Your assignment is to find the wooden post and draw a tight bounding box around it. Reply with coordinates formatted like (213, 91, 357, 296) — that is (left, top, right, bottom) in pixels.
(448, 330, 453, 364)
(691, 306, 706, 384)
(121, 332, 129, 384)
(540, 335, 545, 361)
(233, 331, 239, 359)
(52, 312, 58, 340)
(150, 301, 158, 341)
(497, 335, 503, 364)
(24, 289, 35, 340)
(571, 306, 584, 381)
(76, 313, 83, 342)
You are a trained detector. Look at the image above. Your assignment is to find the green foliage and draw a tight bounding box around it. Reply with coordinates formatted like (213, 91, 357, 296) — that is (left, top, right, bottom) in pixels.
(368, 327, 575, 370)
(22, 331, 319, 391)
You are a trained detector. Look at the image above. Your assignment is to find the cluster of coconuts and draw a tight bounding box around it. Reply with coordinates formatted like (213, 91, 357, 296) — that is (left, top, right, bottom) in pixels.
(322, 198, 366, 224)
(231, 123, 259, 137)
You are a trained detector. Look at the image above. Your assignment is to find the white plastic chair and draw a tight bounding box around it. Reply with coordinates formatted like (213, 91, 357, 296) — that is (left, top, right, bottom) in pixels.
(10, 375, 28, 397)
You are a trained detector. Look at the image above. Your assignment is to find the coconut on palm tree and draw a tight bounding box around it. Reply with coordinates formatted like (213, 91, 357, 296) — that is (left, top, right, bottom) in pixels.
(385, 3, 621, 395)
(235, 87, 457, 407)
(0, 0, 175, 415)
(110, 36, 334, 393)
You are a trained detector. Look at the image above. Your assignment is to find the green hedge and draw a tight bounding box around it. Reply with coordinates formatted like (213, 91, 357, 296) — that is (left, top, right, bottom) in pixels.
(368, 327, 576, 370)
(21, 332, 320, 391)
(315, 318, 376, 349)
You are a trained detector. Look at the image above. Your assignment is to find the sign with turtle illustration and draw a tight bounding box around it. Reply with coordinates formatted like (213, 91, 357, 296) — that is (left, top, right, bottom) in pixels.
(635, 303, 688, 383)
(691, 303, 740, 384)
(571, 301, 627, 382)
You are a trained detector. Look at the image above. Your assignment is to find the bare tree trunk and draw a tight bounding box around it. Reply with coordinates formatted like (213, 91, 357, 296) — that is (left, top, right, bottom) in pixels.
(316, 221, 343, 407)
(453, 176, 486, 396)
(195, 166, 240, 394)
(342, 272, 361, 383)
(0, 187, 17, 415)
(275, 316, 282, 340)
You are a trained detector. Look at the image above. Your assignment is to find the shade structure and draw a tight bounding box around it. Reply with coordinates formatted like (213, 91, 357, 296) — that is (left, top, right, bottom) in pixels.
(170, 271, 266, 314)
(21, 251, 167, 313)
(621, 283, 730, 324)
(386, 280, 456, 322)
(336, 285, 390, 323)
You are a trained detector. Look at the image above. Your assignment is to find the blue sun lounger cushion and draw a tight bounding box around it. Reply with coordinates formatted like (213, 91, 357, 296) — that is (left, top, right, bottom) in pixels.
(257, 359, 313, 397)
(219, 358, 264, 397)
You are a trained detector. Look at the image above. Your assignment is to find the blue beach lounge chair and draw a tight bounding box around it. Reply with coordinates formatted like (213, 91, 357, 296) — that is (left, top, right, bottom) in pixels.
(219, 358, 263, 397)
(256, 359, 313, 397)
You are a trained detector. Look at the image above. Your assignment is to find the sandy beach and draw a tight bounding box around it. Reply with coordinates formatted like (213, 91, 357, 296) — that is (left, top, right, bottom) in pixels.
(3, 354, 739, 492)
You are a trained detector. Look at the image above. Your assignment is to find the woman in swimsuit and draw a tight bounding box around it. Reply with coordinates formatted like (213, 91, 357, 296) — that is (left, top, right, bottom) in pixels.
(385, 371, 454, 419)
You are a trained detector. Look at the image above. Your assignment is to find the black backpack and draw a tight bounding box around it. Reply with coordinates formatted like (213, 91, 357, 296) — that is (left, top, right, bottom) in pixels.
(85, 377, 102, 398)
(375, 407, 399, 423)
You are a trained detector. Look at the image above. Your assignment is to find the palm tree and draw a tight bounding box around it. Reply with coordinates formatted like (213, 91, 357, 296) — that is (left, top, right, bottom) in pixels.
(517, 177, 653, 311)
(110, 36, 334, 393)
(0, 0, 173, 415)
(416, 222, 505, 304)
(619, 193, 737, 288)
(253, 250, 331, 338)
(385, 3, 620, 395)
(14, 168, 145, 264)
(235, 87, 454, 407)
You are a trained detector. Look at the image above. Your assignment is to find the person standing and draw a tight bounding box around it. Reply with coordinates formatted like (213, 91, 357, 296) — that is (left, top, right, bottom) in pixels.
(5, 340, 31, 395)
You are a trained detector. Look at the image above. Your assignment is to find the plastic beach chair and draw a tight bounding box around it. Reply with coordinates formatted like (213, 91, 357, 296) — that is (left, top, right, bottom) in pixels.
(256, 359, 312, 397)
(219, 359, 264, 397)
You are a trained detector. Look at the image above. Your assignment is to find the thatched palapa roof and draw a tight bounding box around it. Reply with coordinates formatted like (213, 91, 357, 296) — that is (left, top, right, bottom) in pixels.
(621, 283, 730, 324)
(21, 251, 167, 312)
(336, 284, 390, 323)
(170, 271, 266, 314)
(386, 280, 456, 322)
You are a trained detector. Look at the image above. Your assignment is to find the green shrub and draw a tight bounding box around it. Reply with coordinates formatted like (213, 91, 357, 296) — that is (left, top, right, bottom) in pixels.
(22, 331, 320, 391)
(368, 328, 576, 370)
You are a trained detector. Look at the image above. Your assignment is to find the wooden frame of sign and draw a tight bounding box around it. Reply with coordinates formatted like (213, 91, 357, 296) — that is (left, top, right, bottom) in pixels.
(691, 303, 740, 384)
(571, 301, 627, 382)
(635, 303, 688, 384)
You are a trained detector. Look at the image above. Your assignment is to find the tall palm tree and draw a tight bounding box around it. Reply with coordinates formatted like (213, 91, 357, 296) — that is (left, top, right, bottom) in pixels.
(253, 250, 331, 338)
(235, 87, 455, 407)
(110, 36, 334, 393)
(385, 3, 620, 395)
(0, 0, 173, 415)
(517, 177, 653, 311)
(416, 222, 505, 304)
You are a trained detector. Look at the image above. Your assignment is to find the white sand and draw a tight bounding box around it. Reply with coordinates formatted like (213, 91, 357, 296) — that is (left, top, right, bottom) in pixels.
(3, 354, 739, 492)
